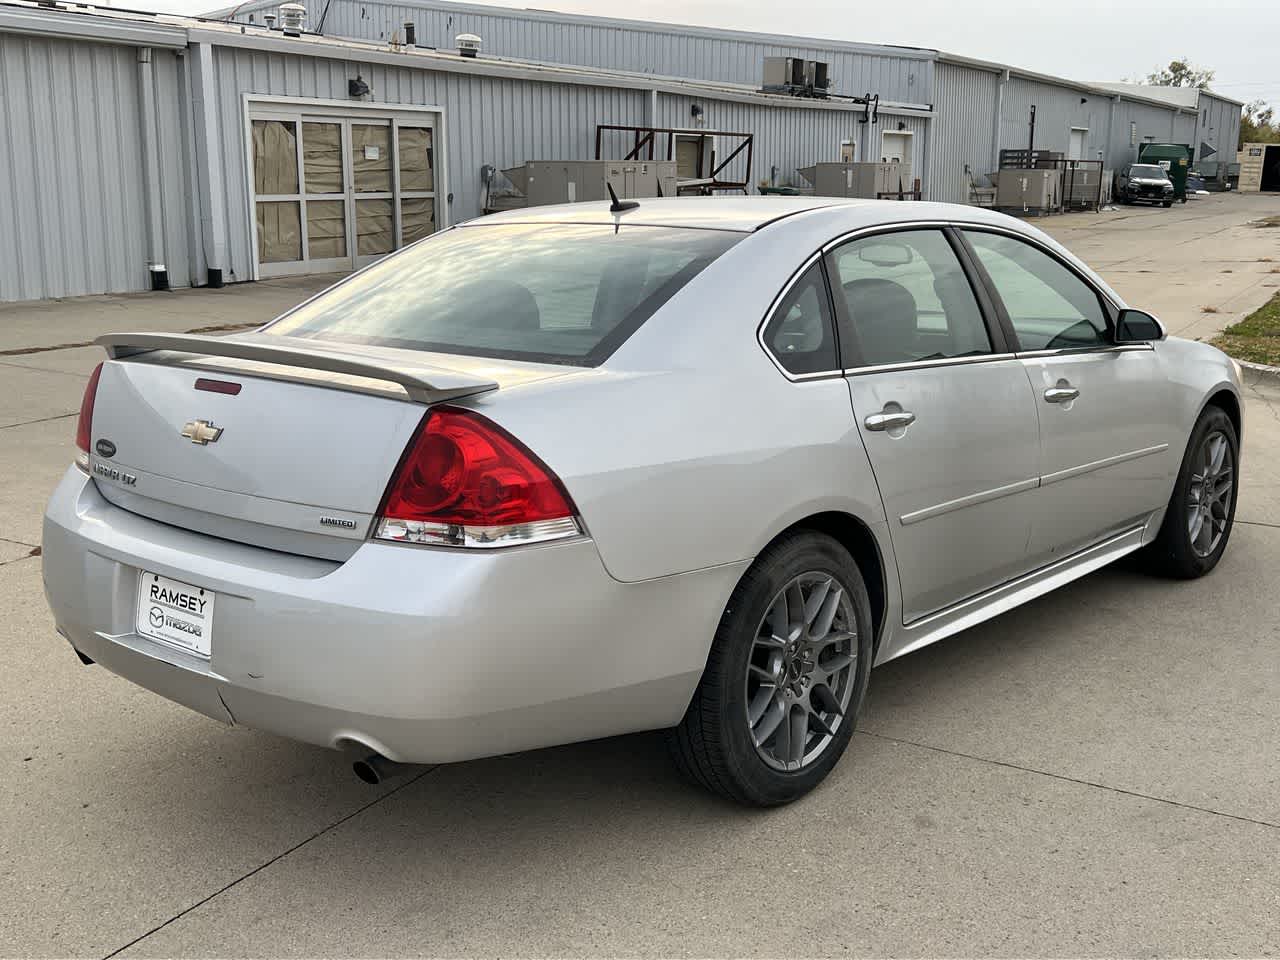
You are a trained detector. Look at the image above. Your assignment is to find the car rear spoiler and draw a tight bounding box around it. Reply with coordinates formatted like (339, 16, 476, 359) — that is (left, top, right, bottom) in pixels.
(96, 332, 499, 404)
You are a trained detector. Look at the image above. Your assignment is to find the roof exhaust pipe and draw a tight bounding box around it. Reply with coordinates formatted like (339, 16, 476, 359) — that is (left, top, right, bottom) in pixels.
(352, 752, 412, 785)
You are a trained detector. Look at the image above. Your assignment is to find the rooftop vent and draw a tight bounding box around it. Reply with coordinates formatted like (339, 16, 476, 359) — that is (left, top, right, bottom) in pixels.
(279, 2, 306, 36)
(456, 33, 482, 58)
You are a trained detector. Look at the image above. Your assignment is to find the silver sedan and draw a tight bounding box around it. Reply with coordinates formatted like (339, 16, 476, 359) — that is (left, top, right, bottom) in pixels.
(43, 197, 1242, 805)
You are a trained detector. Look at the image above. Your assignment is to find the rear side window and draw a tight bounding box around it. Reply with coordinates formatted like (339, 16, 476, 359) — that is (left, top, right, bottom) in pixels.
(267, 223, 742, 365)
(963, 231, 1109, 350)
(828, 229, 991, 367)
(761, 262, 839, 375)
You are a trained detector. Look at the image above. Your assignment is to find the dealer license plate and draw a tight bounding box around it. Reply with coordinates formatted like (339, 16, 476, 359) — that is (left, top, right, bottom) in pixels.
(136, 571, 215, 658)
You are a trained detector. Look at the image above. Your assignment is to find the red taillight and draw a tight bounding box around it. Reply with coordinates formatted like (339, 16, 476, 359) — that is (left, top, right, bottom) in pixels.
(74, 362, 104, 471)
(375, 407, 581, 548)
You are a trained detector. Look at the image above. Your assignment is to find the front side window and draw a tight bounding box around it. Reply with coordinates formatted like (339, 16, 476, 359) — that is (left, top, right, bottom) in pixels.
(963, 231, 1110, 351)
(761, 262, 839, 375)
(828, 229, 991, 367)
(267, 223, 742, 365)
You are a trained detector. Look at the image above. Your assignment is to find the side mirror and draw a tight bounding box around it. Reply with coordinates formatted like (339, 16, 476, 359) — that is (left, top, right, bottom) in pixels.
(1115, 308, 1166, 343)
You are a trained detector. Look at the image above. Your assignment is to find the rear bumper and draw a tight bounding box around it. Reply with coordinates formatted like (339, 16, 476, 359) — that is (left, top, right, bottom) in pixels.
(42, 468, 745, 763)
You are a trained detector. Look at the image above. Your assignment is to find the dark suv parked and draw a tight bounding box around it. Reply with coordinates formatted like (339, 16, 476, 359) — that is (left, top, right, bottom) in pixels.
(1114, 164, 1175, 207)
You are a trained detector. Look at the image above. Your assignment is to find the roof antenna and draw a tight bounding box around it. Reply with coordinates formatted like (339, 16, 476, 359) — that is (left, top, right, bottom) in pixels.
(607, 182, 639, 214)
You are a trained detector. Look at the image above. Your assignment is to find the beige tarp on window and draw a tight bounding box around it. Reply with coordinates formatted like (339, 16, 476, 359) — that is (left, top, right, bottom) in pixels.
(253, 120, 298, 195)
(256, 201, 301, 263)
(307, 200, 346, 260)
(302, 122, 343, 194)
(352, 124, 391, 193)
(401, 198, 435, 245)
(356, 199, 394, 255)
(398, 127, 434, 192)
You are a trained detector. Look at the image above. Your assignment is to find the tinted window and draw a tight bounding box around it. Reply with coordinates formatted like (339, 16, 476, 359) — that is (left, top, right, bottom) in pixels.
(1130, 164, 1169, 180)
(964, 231, 1110, 350)
(829, 229, 991, 366)
(267, 223, 742, 365)
(762, 262, 839, 375)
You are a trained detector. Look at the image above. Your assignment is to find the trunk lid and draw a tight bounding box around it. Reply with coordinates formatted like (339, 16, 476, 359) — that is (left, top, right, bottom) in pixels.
(88, 332, 578, 561)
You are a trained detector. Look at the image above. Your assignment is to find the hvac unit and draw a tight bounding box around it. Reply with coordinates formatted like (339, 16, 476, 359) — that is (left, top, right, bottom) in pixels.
(508, 160, 678, 206)
(762, 57, 807, 94)
(798, 161, 913, 198)
(804, 60, 830, 97)
(996, 168, 1061, 212)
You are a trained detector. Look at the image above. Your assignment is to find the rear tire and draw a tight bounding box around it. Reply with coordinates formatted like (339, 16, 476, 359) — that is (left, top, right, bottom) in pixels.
(1143, 405, 1238, 578)
(668, 531, 873, 806)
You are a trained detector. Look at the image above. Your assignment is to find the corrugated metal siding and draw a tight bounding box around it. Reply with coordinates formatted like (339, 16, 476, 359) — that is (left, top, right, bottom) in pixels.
(1110, 97, 1187, 167)
(209, 45, 651, 279)
(1000, 77, 1112, 164)
(0, 34, 190, 302)
(229, 0, 932, 102)
(1195, 92, 1241, 165)
(930, 61, 998, 204)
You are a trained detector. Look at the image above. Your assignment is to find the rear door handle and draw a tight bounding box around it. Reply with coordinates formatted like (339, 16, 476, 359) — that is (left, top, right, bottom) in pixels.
(1044, 385, 1080, 403)
(864, 410, 916, 432)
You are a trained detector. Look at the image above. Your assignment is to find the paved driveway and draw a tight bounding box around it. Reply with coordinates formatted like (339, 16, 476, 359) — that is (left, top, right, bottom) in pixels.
(1, 197, 1278, 957)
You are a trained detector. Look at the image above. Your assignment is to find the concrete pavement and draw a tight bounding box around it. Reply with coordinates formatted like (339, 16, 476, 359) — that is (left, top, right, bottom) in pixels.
(1, 198, 1279, 957)
(1038, 192, 1280, 341)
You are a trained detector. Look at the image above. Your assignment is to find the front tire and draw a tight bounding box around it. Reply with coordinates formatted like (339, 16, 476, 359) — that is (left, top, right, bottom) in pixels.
(668, 531, 873, 806)
(1144, 405, 1239, 578)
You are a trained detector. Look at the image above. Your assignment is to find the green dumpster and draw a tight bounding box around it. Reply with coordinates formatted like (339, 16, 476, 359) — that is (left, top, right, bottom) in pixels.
(1137, 143, 1193, 202)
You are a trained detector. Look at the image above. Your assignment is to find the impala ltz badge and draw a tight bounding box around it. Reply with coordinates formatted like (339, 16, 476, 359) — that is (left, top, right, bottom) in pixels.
(181, 419, 223, 445)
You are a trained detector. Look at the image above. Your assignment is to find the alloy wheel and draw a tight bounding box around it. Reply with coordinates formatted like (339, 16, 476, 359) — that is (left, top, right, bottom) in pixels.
(744, 572, 858, 771)
(1187, 429, 1234, 558)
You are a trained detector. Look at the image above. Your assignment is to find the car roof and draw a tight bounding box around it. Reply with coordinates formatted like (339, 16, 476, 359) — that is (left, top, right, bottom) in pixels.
(467, 196, 879, 232)
(464, 196, 1023, 234)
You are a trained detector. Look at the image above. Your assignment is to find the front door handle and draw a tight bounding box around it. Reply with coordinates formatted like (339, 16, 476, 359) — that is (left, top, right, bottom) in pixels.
(1044, 384, 1080, 404)
(864, 410, 916, 432)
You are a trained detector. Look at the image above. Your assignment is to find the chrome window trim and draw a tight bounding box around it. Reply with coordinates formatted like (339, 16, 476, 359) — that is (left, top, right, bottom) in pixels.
(1015, 343, 1154, 359)
(843, 351, 1016, 377)
(756, 249, 844, 383)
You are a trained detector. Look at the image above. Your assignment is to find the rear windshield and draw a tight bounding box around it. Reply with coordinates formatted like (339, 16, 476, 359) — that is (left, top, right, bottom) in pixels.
(266, 223, 742, 365)
(1130, 165, 1169, 180)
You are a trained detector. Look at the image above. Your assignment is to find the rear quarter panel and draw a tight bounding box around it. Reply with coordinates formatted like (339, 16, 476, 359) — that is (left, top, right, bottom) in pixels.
(462, 222, 890, 584)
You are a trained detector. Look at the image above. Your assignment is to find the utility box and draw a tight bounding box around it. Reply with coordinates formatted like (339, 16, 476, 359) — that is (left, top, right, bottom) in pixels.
(1238, 143, 1280, 192)
(1138, 142, 1193, 200)
(506, 160, 678, 206)
(996, 168, 1060, 213)
(798, 161, 913, 198)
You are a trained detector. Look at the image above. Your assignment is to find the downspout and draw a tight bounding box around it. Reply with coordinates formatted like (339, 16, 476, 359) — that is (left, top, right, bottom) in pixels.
(137, 48, 168, 291)
(990, 68, 1008, 173)
(1106, 95, 1119, 170)
(190, 43, 227, 287)
(648, 88, 658, 127)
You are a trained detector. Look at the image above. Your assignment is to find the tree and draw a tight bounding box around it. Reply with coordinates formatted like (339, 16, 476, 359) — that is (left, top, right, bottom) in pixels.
(1144, 58, 1216, 89)
(1240, 99, 1280, 148)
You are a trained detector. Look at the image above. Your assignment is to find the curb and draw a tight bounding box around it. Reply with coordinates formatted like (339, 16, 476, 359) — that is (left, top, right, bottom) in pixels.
(1239, 359, 1280, 378)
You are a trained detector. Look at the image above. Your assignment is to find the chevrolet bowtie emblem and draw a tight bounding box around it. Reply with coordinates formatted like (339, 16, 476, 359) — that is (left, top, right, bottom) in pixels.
(181, 419, 223, 445)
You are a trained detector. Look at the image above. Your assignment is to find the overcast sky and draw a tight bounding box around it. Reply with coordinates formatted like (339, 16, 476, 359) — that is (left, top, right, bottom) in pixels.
(146, 0, 1279, 108)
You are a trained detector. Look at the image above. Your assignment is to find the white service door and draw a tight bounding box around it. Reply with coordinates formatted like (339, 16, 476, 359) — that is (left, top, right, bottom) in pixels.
(1069, 128, 1088, 161)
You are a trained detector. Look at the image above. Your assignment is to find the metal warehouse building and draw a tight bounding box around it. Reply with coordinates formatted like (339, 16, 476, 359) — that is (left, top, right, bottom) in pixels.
(0, 0, 1241, 303)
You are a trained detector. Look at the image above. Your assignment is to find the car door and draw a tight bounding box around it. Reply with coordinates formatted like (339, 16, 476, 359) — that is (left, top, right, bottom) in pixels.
(960, 228, 1179, 564)
(828, 227, 1042, 623)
